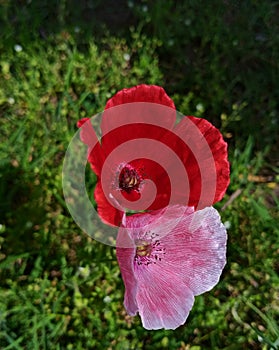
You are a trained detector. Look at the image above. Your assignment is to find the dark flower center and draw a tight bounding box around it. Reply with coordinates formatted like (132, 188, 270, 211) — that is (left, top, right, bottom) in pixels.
(119, 165, 141, 193)
(134, 234, 166, 266)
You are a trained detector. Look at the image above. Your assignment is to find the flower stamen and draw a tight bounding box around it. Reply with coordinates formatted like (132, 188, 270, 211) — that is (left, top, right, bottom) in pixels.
(119, 165, 141, 193)
(136, 240, 151, 257)
(134, 235, 165, 266)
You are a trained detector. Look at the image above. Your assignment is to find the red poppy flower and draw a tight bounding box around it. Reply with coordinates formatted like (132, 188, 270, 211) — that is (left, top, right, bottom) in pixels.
(77, 85, 230, 226)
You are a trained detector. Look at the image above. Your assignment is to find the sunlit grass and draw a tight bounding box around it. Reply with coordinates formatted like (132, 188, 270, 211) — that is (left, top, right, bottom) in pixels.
(0, 1, 278, 349)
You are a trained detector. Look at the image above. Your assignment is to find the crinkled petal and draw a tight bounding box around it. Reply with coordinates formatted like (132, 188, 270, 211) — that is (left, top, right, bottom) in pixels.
(160, 206, 227, 295)
(94, 181, 124, 227)
(117, 215, 195, 329)
(100, 123, 175, 162)
(131, 158, 171, 210)
(101, 85, 176, 142)
(117, 205, 227, 329)
(77, 117, 90, 129)
(174, 116, 230, 207)
(116, 230, 138, 315)
(134, 206, 227, 296)
(77, 117, 103, 176)
(135, 266, 194, 330)
(105, 84, 175, 110)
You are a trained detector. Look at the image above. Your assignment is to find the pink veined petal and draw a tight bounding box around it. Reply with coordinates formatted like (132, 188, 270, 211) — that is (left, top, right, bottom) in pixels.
(134, 263, 195, 330)
(117, 216, 195, 327)
(137, 206, 227, 296)
(177, 206, 227, 295)
(116, 228, 138, 315)
(117, 205, 227, 329)
(124, 205, 193, 234)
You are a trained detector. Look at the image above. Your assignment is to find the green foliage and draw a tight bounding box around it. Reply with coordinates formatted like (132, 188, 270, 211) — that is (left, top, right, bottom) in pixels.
(0, 1, 278, 349)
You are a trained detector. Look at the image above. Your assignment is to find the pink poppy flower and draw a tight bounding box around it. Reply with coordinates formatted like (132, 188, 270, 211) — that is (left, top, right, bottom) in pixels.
(116, 205, 227, 330)
(77, 85, 230, 227)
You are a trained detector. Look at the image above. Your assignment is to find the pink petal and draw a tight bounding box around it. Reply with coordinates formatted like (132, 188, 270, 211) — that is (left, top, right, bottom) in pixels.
(157, 206, 227, 295)
(116, 229, 138, 315)
(131, 206, 227, 296)
(117, 222, 195, 329)
(117, 205, 227, 330)
(135, 264, 195, 330)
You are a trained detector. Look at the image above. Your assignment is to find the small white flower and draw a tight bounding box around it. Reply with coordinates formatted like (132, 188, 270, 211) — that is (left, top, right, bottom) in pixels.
(25, 221, 33, 228)
(196, 103, 204, 112)
(142, 5, 148, 12)
(74, 26, 80, 33)
(103, 296, 112, 303)
(78, 266, 90, 278)
(167, 39, 174, 47)
(14, 44, 23, 52)
(184, 19, 191, 26)
(8, 97, 15, 105)
(123, 53, 130, 62)
(224, 221, 231, 229)
(127, 1, 134, 8)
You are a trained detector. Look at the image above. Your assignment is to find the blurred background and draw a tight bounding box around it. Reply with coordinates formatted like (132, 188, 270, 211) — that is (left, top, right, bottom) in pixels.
(0, 1, 278, 349)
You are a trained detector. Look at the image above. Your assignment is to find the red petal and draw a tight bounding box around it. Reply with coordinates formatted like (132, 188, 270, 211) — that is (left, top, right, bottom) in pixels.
(100, 103, 176, 157)
(77, 117, 90, 128)
(77, 118, 104, 176)
(94, 181, 124, 227)
(174, 116, 230, 208)
(121, 189, 141, 202)
(101, 86, 176, 149)
(131, 158, 171, 210)
(100, 122, 175, 158)
(105, 85, 175, 110)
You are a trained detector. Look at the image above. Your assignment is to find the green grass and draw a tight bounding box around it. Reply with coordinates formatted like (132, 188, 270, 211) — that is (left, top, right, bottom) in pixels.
(0, 1, 278, 349)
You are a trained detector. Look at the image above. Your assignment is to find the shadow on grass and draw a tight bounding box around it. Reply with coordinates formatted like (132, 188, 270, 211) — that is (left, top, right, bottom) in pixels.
(0, 0, 135, 47)
(0, 164, 45, 256)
